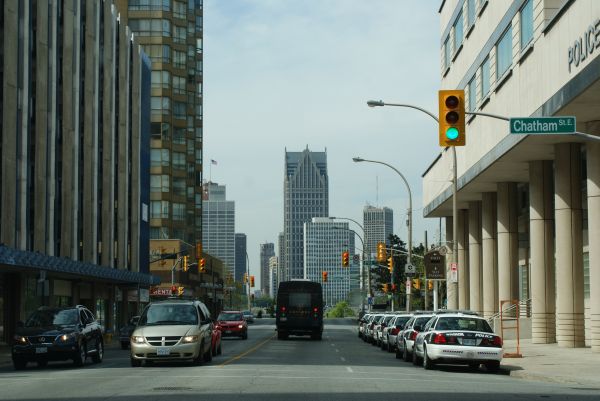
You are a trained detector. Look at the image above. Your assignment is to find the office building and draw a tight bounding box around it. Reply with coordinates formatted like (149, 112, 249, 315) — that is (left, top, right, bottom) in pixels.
(424, 0, 600, 350)
(260, 243, 275, 295)
(0, 0, 157, 343)
(115, 0, 204, 244)
(304, 218, 355, 307)
(269, 256, 279, 299)
(234, 233, 247, 283)
(363, 205, 394, 257)
(202, 182, 235, 275)
(283, 148, 329, 280)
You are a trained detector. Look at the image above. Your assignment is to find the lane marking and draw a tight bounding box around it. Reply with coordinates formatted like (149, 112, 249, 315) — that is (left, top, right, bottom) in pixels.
(335, 349, 339, 353)
(346, 366, 353, 373)
(218, 333, 275, 367)
(340, 357, 346, 362)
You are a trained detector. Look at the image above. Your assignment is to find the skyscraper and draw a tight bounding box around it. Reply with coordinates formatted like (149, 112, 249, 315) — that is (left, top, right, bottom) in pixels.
(283, 148, 328, 280)
(269, 256, 278, 299)
(115, 0, 204, 244)
(260, 243, 275, 295)
(304, 218, 355, 307)
(363, 205, 394, 257)
(202, 182, 235, 274)
(234, 233, 247, 283)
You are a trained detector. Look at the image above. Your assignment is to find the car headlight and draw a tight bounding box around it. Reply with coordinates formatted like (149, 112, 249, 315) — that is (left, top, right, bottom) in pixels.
(238, 325, 244, 329)
(14, 335, 28, 344)
(182, 335, 198, 343)
(131, 336, 145, 344)
(57, 333, 77, 342)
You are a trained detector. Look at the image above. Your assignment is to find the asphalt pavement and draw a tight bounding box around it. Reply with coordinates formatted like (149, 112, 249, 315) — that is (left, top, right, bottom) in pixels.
(0, 318, 599, 400)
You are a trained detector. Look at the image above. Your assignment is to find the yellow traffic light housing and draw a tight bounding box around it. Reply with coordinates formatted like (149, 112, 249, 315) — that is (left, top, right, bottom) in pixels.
(183, 256, 188, 272)
(250, 275, 255, 287)
(322, 271, 328, 282)
(439, 89, 465, 146)
(199, 258, 206, 273)
(428, 280, 433, 290)
(387, 256, 393, 273)
(243, 273, 248, 283)
(177, 286, 184, 296)
(377, 242, 387, 263)
(342, 251, 349, 267)
(413, 278, 421, 290)
(196, 242, 202, 259)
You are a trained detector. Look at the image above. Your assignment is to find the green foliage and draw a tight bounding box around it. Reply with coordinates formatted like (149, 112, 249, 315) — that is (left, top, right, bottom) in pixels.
(326, 301, 355, 318)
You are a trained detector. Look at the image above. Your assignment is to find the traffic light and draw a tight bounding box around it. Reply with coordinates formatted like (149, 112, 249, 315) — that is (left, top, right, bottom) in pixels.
(413, 278, 421, 290)
(377, 242, 387, 262)
(428, 280, 433, 290)
(171, 285, 177, 295)
(177, 286, 184, 296)
(243, 273, 248, 283)
(250, 275, 255, 287)
(199, 258, 206, 273)
(183, 255, 188, 272)
(382, 283, 389, 293)
(387, 256, 394, 273)
(342, 251, 349, 267)
(322, 271, 328, 282)
(391, 283, 397, 292)
(196, 242, 202, 259)
(439, 89, 465, 146)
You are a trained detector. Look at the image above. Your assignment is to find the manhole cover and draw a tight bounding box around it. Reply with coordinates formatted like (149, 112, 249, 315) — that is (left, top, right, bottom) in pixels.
(153, 387, 192, 391)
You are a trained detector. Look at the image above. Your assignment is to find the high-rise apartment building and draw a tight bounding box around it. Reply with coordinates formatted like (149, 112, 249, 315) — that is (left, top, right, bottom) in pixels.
(260, 243, 275, 295)
(363, 205, 394, 257)
(234, 233, 247, 283)
(202, 182, 235, 274)
(269, 256, 278, 299)
(304, 218, 355, 307)
(116, 0, 204, 244)
(0, 0, 157, 343)
(283, 148, 328, 280)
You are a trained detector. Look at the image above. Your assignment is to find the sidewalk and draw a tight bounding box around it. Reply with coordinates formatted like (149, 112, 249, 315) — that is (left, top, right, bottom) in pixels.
(501, 339, 600, 386)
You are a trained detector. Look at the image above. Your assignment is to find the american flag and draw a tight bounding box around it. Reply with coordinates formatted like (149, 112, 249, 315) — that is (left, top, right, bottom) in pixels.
(211, 159, 217, 165)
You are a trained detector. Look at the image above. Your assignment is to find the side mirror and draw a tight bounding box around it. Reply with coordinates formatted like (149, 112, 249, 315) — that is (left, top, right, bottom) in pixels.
(17, 321, 24, 328)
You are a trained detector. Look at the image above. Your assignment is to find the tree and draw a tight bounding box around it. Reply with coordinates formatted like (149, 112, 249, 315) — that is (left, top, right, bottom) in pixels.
(326, 301, 355, 318)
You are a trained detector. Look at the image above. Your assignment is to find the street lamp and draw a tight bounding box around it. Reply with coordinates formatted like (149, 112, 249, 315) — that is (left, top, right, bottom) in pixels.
(353, 157, 413, 312)
(366, 100, 458, 310)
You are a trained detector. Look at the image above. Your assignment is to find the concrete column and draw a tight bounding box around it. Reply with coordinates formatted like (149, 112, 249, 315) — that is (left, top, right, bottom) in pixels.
(587, 122, 600, 351)
(482, 193, 498, 319)
(497, 182, 519, 312)
(445, 216, 458, 309)
(457, 209, 469, 310)
(468, 201, 482, 314)
(554, 143, 585, 347)
(529, 161, 556, 344)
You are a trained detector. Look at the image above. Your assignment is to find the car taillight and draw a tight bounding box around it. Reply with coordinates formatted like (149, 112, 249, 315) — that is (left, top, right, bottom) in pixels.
(493, 336, 502, 347)
(281, 306, 286, 312)
(433, 333, 446, 344)
(390, 328, 400, 335)
(410, 331, 417, 341)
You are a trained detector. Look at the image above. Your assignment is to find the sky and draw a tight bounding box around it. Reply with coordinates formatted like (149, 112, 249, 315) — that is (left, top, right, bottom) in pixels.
(204, 0, 446, 289)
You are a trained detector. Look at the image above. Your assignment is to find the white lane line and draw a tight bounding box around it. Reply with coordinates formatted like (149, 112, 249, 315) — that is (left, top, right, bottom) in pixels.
(340, 357, 346, 362)
(335, 349, 339, 353)
(346, 366, 353, 373)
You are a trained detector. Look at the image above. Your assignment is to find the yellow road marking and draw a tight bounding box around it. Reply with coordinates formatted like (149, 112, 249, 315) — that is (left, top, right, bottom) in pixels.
(218, 333, 276, 367)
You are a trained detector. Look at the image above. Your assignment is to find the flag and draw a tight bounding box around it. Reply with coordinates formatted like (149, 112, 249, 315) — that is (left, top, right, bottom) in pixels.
(211, 159, 217, 165)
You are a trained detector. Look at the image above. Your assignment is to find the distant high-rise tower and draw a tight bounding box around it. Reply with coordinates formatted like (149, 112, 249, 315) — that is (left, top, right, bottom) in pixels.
(269, 256, 279, 299)
(202, 182, 235, 274)
(260, 243, 275, 295)
(283, 148, 329, 280)
(116, 0, 204, 245)
(363, 205, 394, 257)
(234, 233, 247, 283)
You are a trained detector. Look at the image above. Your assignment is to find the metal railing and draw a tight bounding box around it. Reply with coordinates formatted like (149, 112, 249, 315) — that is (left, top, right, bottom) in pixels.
(486, 298, 531, 324)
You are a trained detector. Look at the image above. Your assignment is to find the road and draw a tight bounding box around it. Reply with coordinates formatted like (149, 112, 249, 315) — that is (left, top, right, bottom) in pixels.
(0, 318, 597, 400)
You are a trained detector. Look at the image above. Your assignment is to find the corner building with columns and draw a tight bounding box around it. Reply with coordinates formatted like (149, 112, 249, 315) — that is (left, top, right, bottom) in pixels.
(424, 0, 600, 351)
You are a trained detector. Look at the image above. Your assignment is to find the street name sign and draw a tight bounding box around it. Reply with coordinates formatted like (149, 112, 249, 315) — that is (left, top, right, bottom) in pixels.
(509, 116, 576, 135)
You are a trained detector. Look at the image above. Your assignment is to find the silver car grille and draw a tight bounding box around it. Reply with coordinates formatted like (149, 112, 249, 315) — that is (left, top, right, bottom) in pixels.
(145, 336, 181, 346)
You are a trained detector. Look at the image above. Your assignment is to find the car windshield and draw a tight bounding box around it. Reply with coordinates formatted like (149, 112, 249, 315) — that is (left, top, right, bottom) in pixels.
(242, 310, 252, 315)
(24, 309, 79, 327)
(139, 304, 198, 326)
(436, 317, 493, 333)
(218, 313, 243, 321)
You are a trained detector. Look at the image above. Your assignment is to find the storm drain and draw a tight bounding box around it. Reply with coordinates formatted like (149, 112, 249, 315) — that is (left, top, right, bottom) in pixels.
(153, 387, 193, 391)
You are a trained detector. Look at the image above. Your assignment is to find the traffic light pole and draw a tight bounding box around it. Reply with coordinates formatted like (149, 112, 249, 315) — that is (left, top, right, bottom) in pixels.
(245, 252, 251, 311)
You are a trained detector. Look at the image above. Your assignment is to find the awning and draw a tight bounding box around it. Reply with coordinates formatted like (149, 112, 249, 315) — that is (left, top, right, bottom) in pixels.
(0, 245, 160, 286)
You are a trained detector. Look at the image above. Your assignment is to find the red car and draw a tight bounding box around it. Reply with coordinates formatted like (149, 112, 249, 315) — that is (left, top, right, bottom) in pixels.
(211, 324, 222, 356)
(216, 311, 248, 339)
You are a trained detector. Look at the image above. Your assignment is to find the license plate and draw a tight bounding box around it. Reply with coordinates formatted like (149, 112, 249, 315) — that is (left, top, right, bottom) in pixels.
(463, 339, 476, 346)
(225, 330, 232, 334)
(36, 347, 47, 354)
(156, 347, 170, 356)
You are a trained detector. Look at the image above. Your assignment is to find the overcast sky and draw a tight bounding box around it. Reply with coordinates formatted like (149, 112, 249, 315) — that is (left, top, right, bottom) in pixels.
(204, 0, 446, 289)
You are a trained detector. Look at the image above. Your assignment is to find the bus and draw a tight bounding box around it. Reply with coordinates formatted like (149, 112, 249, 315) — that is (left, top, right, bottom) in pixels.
(276, 280, 323, 340)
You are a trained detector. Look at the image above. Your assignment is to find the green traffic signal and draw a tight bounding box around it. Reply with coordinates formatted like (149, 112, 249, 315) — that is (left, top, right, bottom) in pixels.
(446, 127, 459, 140)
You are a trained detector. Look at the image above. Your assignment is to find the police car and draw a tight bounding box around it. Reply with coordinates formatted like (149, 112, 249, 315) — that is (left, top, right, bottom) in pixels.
(412, 312, 503, 372)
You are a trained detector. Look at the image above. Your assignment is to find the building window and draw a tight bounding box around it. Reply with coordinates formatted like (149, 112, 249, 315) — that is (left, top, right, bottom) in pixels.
(195, 16, 202, 32)
(173, 178, 186, 196)
(467, 0, 476, 28)
(173, 1, 186, 19)
(453, 12, 464, 54)
(150, 201, 170, 219)
(520, 0, 534, 49)
(173, 25, 187, 44)
(151, 148, 170, 167)
(173, 152, 186, 169)
(467, 76, 476, 112)
(443, 37, 450, 70)
(480, 57, 490, 98)
(187, 139, 195, 155)
(151, 96, 171, 116)
(173, 75, 186, 95)
(174, 102, 186, 120)
(129, 0, 171, 12)
(142, 44, 171, 64)
(151, 174, 170, 193)
(151, 70, 170, 89)
(496, 26, 512, 79)
(173, 127, 186, 144)
(173, 50, 186, 69)
(151, 122, 170, 140)
(173, 203, 186, 220)
(128, 19, 171, 37)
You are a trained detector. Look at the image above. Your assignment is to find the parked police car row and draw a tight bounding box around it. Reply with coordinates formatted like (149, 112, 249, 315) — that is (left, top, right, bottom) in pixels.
(358, 310, 503, 372)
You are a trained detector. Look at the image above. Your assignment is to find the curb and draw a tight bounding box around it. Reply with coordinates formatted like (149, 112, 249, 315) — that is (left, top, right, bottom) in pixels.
(509, 369, 599, 387)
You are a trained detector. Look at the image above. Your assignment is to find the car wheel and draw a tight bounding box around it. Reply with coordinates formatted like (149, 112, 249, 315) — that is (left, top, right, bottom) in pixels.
(203, 343, 212, 363)
(121, 342, 128, 350)
(130, 357, 142, 367)
(92, 339, 103, 363)
(217, 343, 222, 355)
(402, 342, 410, 362)
(485, 361, 500, 373)
(395, 345, 402, 359)
(37, 359, 48, 368)
(13, 358, 27, 370)
(277, 331, 288, 340)
(242, 332, 248, 340)
(469, 362, 480, 371)
(423, 346, 435, 370)
(412, 347, 420, 365)
(73, 343, 87, 367)
(311, 332, 322, 341)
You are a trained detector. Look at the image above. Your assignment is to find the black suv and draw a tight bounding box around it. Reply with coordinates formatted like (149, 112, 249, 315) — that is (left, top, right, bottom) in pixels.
(12, 305, 104, 370)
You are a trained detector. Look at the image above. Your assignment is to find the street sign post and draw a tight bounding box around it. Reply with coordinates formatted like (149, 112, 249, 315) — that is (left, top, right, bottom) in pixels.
(509, 116, 576, 135)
